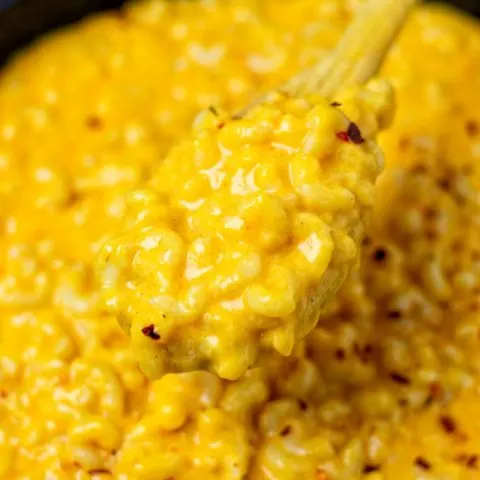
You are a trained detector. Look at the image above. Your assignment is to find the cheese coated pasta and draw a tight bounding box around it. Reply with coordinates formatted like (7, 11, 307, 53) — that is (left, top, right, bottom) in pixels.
(0, 1, 479, 479)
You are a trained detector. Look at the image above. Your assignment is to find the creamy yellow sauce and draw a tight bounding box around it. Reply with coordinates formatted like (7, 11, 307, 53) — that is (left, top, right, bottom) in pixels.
(0, 1, 479, 479)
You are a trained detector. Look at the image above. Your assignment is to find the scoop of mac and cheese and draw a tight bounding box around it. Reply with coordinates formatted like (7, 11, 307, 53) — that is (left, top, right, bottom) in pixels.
(98, 83, 393, 379)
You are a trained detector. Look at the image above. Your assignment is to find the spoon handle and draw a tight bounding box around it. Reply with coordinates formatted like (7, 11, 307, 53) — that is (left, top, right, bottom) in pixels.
(286, 0, 418, 98)
(235, 0, 417, 118)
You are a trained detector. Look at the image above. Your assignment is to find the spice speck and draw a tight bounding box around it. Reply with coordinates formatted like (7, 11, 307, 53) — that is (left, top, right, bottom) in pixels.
(347, 122, 365, 144)
(141, 324, 161, 340)
(390, 372, 411, 385)
(373, 248, 387, 262)
(414, 457, 432, 470)
(363, 465, 380, 474)
(336, 131, 349, 142)
(439, 415, 457, 434)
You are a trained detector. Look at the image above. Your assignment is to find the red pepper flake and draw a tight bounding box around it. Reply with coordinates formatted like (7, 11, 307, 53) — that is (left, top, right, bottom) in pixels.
(363, 465, 380, 474)
(335, 348, 346, 361)
(217, 122, 225, 130)
(330, 101, 342, 107)
(336, 131, 349, 142)
(280, 425, 292, 436)
(347, 122, 365, 144)
(390, 372, 411, 385)
(456, 453, 478, 469)
(439, 415, 457, 434)
(467, 455, 478, 469)
(425, 382, 443, 407)
(429, 382, 442, 397)
(88, 469, 111, 475)
(364, 344, 374, 355)
(388, 310, 402, 320)
(414, 457, 432, 470)
(298, 399, 308, 411)
(141, 324, 161, 340)
(373, 248, 387, 262)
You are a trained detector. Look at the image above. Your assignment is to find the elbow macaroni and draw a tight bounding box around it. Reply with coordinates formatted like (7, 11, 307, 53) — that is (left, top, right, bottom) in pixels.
(0, 0, 480, 479)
